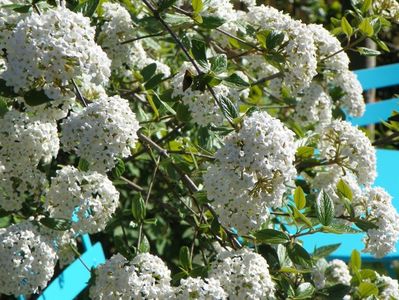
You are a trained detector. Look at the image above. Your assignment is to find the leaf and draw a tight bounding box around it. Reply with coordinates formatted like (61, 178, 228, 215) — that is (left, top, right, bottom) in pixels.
(341, 16, 353, 37)
(350, 249, 362, 270)
(23, 89, 53, 106)
(336, 179, 353, 201)
(355, 219, 379, 231)
(131, 194, 146, 221)
(74, 0, 99, 17)
(296, 146, 314, 159)
(315, 190, 334, 226)
(223, 73, 250, 88)
(152, 93, 176, 115)
(158, 0, 178, 11)
(0, 3, 31, 13)
(179, 246, 192, 271)
(199, 16, 225, 29)
(358, 282, 378, 297)
(191, 0, 203, 14)
(141, 63, 157, 82)
(40, 217, 72, 231)
(359, 269, 377, 281)
(321, 222, 361, 234)
(323, 284, 351, 300)
(176, 103, 191, 122)
(0, 98, 8, 117)
(286, 243, 312, 268)
(289, 205, 313, 228)
(266, 31, 285, 49)
(356, 47, 381, 56)
(361, 0, 372, 12)
(191, 39, 208, 69)
(294, 186, 306, 210)
(209, 54, 227, 75)
(312, 243, 341, 258)
(219, 95, 238, 122)
(254, 229, 290, 244)
(138, 235, 150, 253)
(146, 94, 159, 118)
(0, 79, 18, 98)
(144, 73, 164, 90)
(112, 158, 125, 179)
(295, 282, 315, 299)
(358, 18, 374, 37)
(78, 158, 90, 172)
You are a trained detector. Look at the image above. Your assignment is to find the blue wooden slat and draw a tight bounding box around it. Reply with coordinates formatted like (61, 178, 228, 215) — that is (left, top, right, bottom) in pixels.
(355, 63, 399, 90)
(347, 98, 399, 126)
(37, 242, 105, 300)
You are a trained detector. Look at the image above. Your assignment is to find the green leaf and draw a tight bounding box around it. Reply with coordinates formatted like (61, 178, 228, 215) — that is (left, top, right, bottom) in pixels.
(0, 3, 31, 13)
(287, 243, 312, 267)
(0, 79, 18, 98)
(199, 16, 225, 29)
(336, 179, 353, 201)
(341, 16, 353, 37)
(223, 73, 250, 88)
(23, 89, 53, 106)
(356, 47, 381, 56)
(358, 282, 378, 297)
(321, 222, 361, 234)
(210, 54, 227, 75)
(40, 217, 72, 231)
(350, 249, 362, 270)
(141, 63, 157, 82)
(359, 269, 377, 281)
(289, 205, 313, 228)
(323, 284, 351, 300)
(146, 94, 159, 118)
(131, 194, 146, 221)
(158, 0, 178, 11)
(144, 73, 164, 90)
(112, 158, 125, 179)
(191, 39, 208, 69)
(254, 229, 290, 244)
(152, 92, 176, 115)
(179, 246, 192, 271)
(294, 186, 306, 210)
(295, 282, 315, 299)
(296, 146, 314, 159)
(266, 31, 285, 49)
(74, 0, 99, 17)
(355, 219, 379, 231)
(358, 18, 374, 37)
(313, 243, 341, 258)
(191, 0, 203, 14)
(219, 95, 238, 122)
(361, 0, 372, 13)
(138, 235, 150, 253)
(0, 98, 9, 117)
(315, 190, 335, 226)
(78, 158, 90, 172)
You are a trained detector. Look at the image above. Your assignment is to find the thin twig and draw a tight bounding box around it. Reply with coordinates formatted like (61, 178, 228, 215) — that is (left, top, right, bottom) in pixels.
(121, 32, 165, 45)
(120, 176, 144, 191)
(71, 79, 88, 107)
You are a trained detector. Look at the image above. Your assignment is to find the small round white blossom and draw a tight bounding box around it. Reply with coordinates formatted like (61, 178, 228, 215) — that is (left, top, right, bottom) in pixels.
(61, 95, 140, 172)
(376, 274, 399, 299)
(175, 277, 227, 300)
(0, 0, 28, 50)
(312, 259, 351, 289)
(0, 221, 58, 296)
(45, 166, 120, 234)
(318, 120, 376, 185)
(209, 248, 276, 299)
(3, 7, 111, 99)
(360, 187, 399, 258)
(373, 0, 399, 22)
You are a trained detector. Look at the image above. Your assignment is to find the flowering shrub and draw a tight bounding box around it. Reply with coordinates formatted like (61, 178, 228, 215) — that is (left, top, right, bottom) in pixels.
(0, 0, 399, 299)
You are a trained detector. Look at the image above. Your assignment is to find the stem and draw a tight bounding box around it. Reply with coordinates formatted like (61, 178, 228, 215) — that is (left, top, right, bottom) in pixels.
(120, 32, 165, 45)
(69, 243, 91, 272)
(321, 36, 366, 62)
(72, 78, 88, 107)
(251, 72, 282, 86)
(120, 176, 144, 191)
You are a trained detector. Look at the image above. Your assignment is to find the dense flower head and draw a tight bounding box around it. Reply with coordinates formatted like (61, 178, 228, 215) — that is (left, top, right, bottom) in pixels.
(360, 187, 399, 258)
(2, 7, 111, 99)
(0, 0, 28, 50)
(45, 166, 120, 234)
(318, 120, 376, 185)
(376, 274, 399, 300)
(209, 248, 276, 299)
(0, 221, 58, 296)
(61, 95, 140, 172)
(175, 277, 227, 300)
(312, 259, 351, 289)
(373, 0, 399, 22)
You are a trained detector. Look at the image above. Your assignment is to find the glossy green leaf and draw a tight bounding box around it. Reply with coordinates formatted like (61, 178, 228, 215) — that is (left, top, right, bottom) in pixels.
(336, 179, 353, 201)
(254, 229, 290, 244)
(359, 18, 374, 37)
(358, 282, 378, 297)
(294, 186, 306, 210)
(132, 194, 146, 221)
(315, 190, 334, 226)
(287, 243, 312, 267)
(210, 54, 227, 75)
(40, 217, 72, 231)
(341, 16, 353, 37)
(141, 63, 157, 82)
(191, 0, 203, 14)
(313, 243, 341, 258)
(179, 246, 192, 271)
(350, 249, 362, 270)
(191, 39, 208, 69)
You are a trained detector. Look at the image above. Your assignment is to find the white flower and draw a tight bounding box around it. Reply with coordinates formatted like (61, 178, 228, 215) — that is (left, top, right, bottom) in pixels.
(318, 120, 376, 185)
(373, 0, 399, 22)
(312, 259, 351, 289)
(0, 221, 58, 296)
(0, 0, 27, 50)
(376, 274, 399, 299)
(61, 95, 140, 172)
(209, 248, 276, 299)
(361, 187, 399, 258)
(330, 70, 365, 117)
(90, 253, 138, 300)
(203, 111, 296, 234)
(175, 277, 227, 300)
(3, 7, 111, 99)
(45, 166, 120, 234)
(294, 82, 332, 127)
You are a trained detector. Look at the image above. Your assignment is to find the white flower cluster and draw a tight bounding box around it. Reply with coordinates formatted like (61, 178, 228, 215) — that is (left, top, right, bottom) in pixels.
(0, 0, 27, 50)
(204, 111, 296, 234)
(61, 95, 140, 172)
(98, 2, 170, 77)
(45, 166, 120, 234)
(0, 221, 58, 296)
(317, 120, 376, 186)
(294, 82, 333, 127)
(2, 7, 111, 99)
(172, 62, 248, 126)
(373, 0, 399, 22)
(361, 187, 399, 258)
(174, 277, 227, 300)
(0, 110, 59, 211)
(312, 259, 351, 289)
(376, 274, 399, 300)
(246, 5, 317, 95)
(90, 253, 173, 300)
(209, 248, 276, 299)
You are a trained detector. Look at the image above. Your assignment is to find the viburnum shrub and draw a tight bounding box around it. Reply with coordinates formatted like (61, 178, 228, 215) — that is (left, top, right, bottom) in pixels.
(1, 0, 399, 299)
